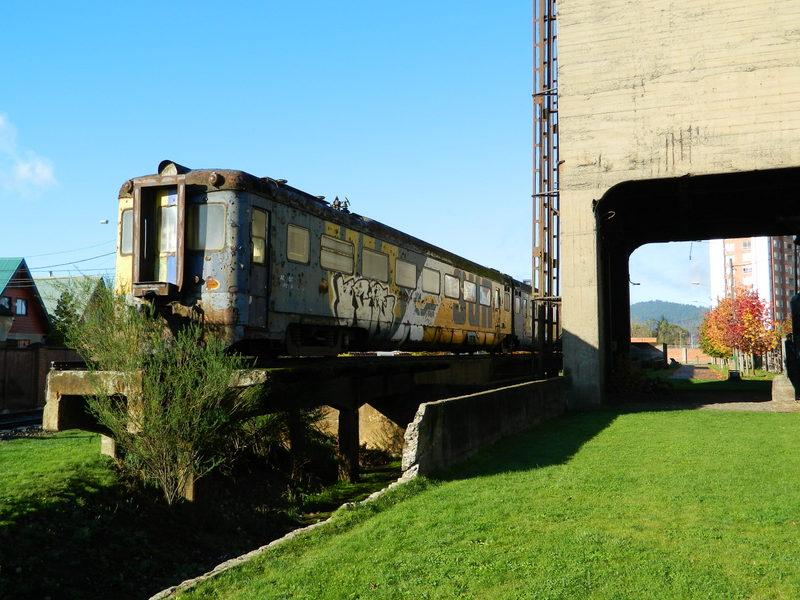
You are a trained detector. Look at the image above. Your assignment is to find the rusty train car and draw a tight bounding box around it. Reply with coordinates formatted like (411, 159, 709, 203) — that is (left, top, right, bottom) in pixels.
(114, 161, 533, 356)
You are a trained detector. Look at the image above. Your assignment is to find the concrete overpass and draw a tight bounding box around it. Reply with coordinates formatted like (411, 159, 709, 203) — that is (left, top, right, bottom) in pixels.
(557, 0, 800, 406)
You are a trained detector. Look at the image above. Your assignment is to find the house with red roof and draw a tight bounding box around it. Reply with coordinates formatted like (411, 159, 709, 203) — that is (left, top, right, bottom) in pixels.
(0, 258, 50, 347)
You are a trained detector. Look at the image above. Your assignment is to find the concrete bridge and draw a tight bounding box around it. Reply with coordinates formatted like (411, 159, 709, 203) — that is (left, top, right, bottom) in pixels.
(42, 354, 552, 493)
(558, 0, 800, 406)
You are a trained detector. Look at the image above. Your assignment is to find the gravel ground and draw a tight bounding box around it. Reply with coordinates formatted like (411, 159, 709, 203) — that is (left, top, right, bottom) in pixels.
(0, 426, 50, 441)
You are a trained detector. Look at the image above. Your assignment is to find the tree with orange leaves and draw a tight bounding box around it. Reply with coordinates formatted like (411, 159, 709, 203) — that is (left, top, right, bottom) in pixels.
(699, 287, 779, 371)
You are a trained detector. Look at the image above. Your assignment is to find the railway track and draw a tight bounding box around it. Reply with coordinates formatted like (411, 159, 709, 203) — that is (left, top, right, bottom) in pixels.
(0, 409, 43, 431)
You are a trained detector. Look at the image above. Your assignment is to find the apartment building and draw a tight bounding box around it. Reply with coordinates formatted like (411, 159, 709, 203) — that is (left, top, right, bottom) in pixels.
(709, 236, 799, 322)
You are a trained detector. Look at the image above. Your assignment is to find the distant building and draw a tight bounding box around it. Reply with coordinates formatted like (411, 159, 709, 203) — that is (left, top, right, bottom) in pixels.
(34, 276, 105, 320)
(709, 236, 799, 322)
(0, 258, 50, 347)
(33, 276, 106, 347)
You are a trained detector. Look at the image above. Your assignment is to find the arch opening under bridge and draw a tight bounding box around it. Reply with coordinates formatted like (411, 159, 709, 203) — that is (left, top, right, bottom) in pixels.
(593, 166, 800, 392)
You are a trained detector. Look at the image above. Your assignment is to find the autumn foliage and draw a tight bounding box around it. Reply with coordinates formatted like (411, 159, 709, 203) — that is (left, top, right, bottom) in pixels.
(699, 287, 779, 360)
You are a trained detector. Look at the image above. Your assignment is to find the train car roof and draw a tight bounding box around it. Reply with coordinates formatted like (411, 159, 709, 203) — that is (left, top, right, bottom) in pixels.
(119, 161, 532, 291)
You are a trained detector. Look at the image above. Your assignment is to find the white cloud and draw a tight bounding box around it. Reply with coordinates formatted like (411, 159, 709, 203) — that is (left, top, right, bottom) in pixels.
(0, 113, 57, 193)
(13, 153, 56, 187)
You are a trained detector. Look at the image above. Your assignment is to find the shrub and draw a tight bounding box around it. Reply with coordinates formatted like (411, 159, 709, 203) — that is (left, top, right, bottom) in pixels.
(60, 285, 262, 505)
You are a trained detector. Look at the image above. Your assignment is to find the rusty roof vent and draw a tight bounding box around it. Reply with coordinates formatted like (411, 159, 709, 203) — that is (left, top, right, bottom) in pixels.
(158, 160, 191, 176)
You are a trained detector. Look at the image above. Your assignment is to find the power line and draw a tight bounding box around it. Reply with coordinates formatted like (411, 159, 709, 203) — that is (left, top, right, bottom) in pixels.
(29, 252, 116, 270)
(24, 240, 116, 259)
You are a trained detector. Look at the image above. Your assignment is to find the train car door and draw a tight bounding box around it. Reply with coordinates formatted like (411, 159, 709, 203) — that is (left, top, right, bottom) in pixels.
(494, 285, 503, 341)
(250, 207, 269, 329)
(132, 185, 184, 296)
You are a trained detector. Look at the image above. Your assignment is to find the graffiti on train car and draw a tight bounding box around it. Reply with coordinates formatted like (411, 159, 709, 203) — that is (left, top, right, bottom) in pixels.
(331, 274, 397, 331)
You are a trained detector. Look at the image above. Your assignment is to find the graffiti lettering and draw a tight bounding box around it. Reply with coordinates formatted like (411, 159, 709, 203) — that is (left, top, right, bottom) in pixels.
(331, 274, 396, 333)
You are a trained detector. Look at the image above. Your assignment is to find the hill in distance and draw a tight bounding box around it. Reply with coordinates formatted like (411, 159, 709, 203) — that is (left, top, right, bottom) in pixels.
(630, 300, 710, 334)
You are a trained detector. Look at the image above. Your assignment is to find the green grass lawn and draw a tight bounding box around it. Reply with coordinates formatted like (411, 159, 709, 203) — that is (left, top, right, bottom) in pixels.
(177, 409, 800, 600)
(0, 432, 113, 520)
(0, 431, 399, 600)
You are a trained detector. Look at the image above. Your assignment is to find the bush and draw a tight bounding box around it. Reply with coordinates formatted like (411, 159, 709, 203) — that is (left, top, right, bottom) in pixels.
(60, 286, 262, 505)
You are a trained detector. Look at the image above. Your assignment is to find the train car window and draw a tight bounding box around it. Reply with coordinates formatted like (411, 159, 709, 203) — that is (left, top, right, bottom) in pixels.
(159, 205, 177, 254)
(321, 235, 354, 273)
(479, 285, 491, 306)
(120, 209, 133, 255)
(504, 292, 511, 311)
(422, 268, 440, 294)
(287, 225, 310, 263)
(463, 280, 477, 303)
(444, 274, 460, 299)
(396, 259, 416, 288)
(363, 248, 389, 282)
(188, 204, 226, 250)
(251, 208, 268, 264)
(514, 295, 521, 314)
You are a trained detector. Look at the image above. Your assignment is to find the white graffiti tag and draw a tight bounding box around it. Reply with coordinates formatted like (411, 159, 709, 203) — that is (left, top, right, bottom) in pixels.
(332, 274, 396, 332)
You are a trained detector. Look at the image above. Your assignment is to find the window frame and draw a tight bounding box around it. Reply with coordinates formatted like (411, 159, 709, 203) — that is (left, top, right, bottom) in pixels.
(444, 274, 460, 299)
(187, 203, 227, 251)
(320, 234, 355, 274)
(463, 280, 477, 303)
(157, 204, 178, 254)
(120, 209, 133, 255)
(251, 208, 268, 265)
(362, 247, 389, 282)
(421, 267, 440, 294)
(479, 285, 491, 307)
(15, 298, 27, 316)
(287, 224, 310, 264)
(396, 258, 417, 289)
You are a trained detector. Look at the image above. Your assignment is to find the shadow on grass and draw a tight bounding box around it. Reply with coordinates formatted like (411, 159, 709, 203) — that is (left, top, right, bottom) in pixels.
(432, 374, 776, 484)
(0, 467, 297, 600)
(432, 409, 622, 482)
(608, 378, 772, 407)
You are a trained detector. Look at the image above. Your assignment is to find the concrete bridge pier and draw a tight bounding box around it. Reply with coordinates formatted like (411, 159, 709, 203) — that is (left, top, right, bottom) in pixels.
(336, 406, 360, 483)
(557, 0, 800, 405)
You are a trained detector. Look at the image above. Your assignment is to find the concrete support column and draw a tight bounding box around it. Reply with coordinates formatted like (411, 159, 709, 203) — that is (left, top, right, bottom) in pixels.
(337, 407, 360, 483)
(100, 434, 117, 458)
(286, 409, 307, 481)
(560, 189, 605, 408)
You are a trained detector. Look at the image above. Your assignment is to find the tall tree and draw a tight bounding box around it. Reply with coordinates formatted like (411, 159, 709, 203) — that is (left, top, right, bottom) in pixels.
(48, 291, 79, 346)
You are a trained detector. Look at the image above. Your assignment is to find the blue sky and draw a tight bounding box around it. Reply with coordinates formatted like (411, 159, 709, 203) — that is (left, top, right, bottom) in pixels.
(629, 242, 711, 308)
(0, 1, 708, 306)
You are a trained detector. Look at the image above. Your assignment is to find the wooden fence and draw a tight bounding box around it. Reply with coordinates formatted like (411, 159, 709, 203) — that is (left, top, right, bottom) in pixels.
(0, 346, 80, 414)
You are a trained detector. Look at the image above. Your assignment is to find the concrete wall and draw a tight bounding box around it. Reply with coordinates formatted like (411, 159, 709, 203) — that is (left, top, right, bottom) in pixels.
(401, 377, 566, 476)
(666, 347, 715, 365)
(558, 0, 800, 405)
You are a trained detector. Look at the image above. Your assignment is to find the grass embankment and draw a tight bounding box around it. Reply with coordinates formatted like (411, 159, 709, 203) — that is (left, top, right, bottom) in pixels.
(179, 409, 800, 600)
(0, 432, 399, 600)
